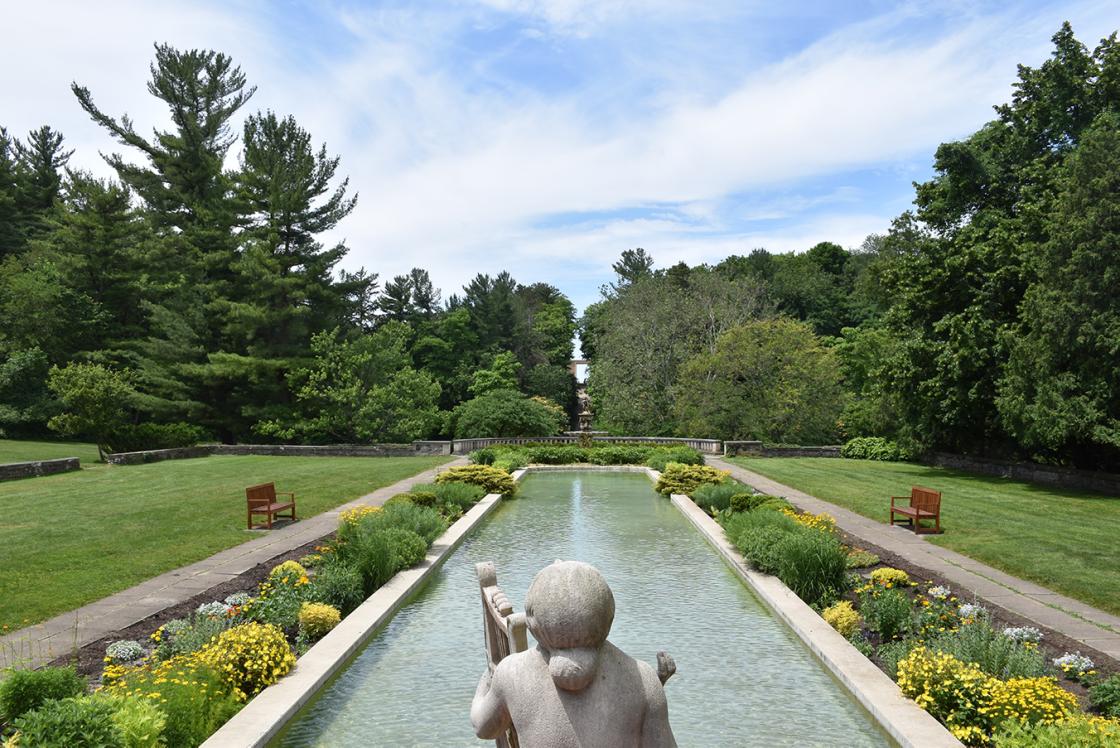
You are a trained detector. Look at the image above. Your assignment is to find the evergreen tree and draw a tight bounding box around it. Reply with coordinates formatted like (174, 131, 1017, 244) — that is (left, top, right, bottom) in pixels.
(0, 128, 22, 259)
(72, 43, 256, 347)
(378, 274, 413, 322)
(13, 125, 72, 240)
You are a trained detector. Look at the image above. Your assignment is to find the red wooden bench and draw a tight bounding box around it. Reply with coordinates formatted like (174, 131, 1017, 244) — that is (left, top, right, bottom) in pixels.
(889, 486, 942, 534)
(246, 482, 296, 530)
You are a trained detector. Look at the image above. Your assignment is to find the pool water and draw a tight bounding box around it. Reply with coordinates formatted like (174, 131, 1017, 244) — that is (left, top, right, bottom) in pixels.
(275, 470, 893, 747)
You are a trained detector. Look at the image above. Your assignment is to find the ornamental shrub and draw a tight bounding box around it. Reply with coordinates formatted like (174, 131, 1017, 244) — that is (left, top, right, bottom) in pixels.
(896, 647, 995, 744)
(375, 502, 447, 544)
(0, 665, 86, 724)
(340, 525, 395, 595)
(645, 447, 704, 472)
(1089, 674, 1120, 718)
(382, 527, 429, 570)
(469, 447, 496, 465)
(926, 619, 1048, 680)
(860, 587, 914, 641)
(722, 508, 801, 575)
(12, 696, 124, 748)
(775, 528, 848, 607)
(728, 492, 791, 513)
(310, 560, 365, 615)
(823, 600, 862, 638)
(93, 693, 166, 748)
(104, 640, 145, 665)
(437, 464, 517, 496)
(840, 436, 914, 462)
(198, 622, 295, 701)
(429, 481, 486, 509)
(994, 716, 1120, 747)
(110, 421, 208, 452)
(587, 445, 651, 465)
(846, 548, 880, 569)
(691, 481, 746, 513)
(249, 562, 311, 631)
(298, 602, 342, 641)
(151, 613, 233, 660)
(450, 389, 562, 438)
(870, 567, 911, 587)
(654, 463, 728, 495)
(104, 654, 239, 748)
(987, 676, 1078, 726)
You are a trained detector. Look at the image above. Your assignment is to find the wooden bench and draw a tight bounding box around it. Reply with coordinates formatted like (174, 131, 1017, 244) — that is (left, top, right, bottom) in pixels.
(889, 486, 942, 534)
(246, 482, 296, 530)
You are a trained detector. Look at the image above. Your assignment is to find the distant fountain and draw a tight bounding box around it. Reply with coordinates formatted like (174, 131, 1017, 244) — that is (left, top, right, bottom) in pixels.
(471, 560, 677, 747)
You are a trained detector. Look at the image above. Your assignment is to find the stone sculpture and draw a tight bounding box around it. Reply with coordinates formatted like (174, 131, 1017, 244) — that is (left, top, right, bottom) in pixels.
(471, 560, 677, 747)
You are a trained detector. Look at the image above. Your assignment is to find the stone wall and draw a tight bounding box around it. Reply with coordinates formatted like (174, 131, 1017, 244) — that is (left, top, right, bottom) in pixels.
(0, 457, 81, 481)
(923, 452, 1120, 496)
(106, 446, 213, 465)
(723, 441, 842, 458)
(212, 443, 451, 457)
(106, 441, 453, 465)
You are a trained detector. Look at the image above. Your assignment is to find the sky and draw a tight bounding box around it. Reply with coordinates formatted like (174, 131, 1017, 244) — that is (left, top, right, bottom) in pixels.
(3, 1, 1119, 314)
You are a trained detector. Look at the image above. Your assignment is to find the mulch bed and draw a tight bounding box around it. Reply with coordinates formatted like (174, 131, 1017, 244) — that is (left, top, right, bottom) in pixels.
(839, 528, 1117, 705)
(49, 536, 327, 680)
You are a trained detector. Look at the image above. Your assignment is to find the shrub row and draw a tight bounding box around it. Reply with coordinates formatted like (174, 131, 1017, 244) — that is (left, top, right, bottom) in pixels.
(840, 436, 914, 462)
(469, 443, 704, 473)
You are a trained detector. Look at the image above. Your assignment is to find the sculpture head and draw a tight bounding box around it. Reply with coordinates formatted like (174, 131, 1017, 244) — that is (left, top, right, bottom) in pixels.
(524, 561, 615, 692)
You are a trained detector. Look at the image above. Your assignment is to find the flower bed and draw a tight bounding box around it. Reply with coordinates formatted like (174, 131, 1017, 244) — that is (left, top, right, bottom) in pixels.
(0, 475, 497, 747)
(710, 486, 1120, 746)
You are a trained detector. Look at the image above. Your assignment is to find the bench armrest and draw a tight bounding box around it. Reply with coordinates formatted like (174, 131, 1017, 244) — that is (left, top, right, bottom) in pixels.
(275, 491, 295, 498)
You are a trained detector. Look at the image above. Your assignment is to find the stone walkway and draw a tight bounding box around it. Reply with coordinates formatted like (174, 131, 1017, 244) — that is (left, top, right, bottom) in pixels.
(709, 457, 1120, 662)
(0, 458, 464, 671)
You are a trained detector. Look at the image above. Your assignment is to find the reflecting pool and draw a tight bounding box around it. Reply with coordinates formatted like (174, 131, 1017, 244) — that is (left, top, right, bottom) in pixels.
(276, 470, 893, 747)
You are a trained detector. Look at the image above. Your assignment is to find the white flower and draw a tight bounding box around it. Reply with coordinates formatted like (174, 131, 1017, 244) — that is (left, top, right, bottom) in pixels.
(958, 603, 985, 618)
(105, 639, 144, 663)
(1053, 652, 1094, 672)
(1003, 626, 1042, 644)
(928, 585, 951, 601)
(196, 601, 230, 617)
(224, 592, 252, 607)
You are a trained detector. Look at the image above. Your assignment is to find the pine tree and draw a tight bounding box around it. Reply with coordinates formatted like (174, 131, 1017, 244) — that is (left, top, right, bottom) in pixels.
(72, 44, 256, 347)
(13, 126, 72, 240)
(0, 128, 22, 259)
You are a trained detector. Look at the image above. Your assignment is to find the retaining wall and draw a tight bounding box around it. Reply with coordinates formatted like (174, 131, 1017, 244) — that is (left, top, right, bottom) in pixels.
(0, 457, 81, 481)
(923, 452, 1120, 496)
(106, 441, 452, 466)
(724, 441, 841, 458)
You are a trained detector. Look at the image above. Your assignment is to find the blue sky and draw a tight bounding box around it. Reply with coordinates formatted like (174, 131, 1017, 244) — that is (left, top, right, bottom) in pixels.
(3, 1, 1119, 314)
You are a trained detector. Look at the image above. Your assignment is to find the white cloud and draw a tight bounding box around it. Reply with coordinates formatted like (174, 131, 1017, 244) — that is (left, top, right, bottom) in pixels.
(3, 0, 1118, 312)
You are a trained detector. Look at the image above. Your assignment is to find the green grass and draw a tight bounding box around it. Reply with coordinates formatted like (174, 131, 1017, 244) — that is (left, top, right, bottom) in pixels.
(0, 439, 102, 465)
(729, 457, 1120, 616)
(0, 453, 450, 630)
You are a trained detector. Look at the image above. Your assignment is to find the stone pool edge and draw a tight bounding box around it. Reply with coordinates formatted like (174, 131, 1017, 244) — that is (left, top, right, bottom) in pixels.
(670, 491, 962, 748)
(201, 488, 509, 748)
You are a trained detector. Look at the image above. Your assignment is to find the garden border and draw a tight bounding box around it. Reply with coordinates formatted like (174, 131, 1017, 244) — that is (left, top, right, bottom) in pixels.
(200, 486, 510, 748)
(203, 465, 960, 747)
(670, 491, 961, 748)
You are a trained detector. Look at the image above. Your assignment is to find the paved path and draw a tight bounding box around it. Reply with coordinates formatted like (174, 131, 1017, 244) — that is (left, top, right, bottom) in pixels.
(710, 457, 1120, 662)
(0, 458, 465, 670)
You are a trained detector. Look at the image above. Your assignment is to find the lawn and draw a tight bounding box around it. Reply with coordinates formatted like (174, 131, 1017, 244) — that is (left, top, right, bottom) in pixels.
(0, 438, 103, 465)
(728, 457, 1120, 616)
(0, 453, 450, 630)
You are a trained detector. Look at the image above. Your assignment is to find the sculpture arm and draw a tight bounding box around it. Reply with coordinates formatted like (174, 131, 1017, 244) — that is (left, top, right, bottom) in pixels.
(470, 668, 512, 739)
(640, 679, 677, 748)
